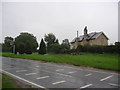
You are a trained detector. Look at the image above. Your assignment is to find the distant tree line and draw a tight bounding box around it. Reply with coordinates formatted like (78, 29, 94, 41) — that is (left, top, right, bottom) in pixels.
(2, 32, 120, 54)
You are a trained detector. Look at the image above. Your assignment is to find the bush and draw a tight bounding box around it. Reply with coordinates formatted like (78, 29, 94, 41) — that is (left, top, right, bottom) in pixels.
(76, 44, 119, 54)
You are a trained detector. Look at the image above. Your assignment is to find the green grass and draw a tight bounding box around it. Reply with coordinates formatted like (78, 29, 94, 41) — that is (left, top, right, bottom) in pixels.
(2, 74, 19, 88)
(2, 52, 119, 71)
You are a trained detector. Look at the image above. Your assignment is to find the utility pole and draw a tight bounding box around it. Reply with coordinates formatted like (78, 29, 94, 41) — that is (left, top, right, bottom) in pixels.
(13, 38, 15, 54)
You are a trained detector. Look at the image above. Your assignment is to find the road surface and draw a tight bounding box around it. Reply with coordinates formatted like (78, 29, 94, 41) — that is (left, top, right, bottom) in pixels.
(1, 57, 120, 89)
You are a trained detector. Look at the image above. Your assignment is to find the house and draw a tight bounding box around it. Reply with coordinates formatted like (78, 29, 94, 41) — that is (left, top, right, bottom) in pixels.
(62, 39, 69, 45)
(70, 26, 109, 49)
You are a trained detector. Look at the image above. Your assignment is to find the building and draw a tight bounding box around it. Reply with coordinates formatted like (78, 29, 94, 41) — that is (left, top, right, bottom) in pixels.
(70, 26, 109, 49)
(62, 39, 69, 45)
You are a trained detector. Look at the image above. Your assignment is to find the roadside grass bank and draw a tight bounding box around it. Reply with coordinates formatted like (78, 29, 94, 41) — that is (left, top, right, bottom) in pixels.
(1, 74, 32, 88)
(2, 74, 20, 88)
(2, 52, 119, 71)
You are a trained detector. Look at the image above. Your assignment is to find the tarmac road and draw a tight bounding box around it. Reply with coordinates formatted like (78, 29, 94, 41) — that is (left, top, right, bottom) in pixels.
(1, 57, 120, 89)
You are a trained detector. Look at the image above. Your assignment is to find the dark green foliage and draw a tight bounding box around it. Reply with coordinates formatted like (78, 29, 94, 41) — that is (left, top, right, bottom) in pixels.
(4, 37, 13, 47)
(18, 42, 25, 54)
(2, 36, 14, 52)
(76, 42, 120, 54)
(25, 41, 32, 54)
(38, 39, 46, 55)
(2, 43, 12, 52)
(15, 33, 38, 54)
(44, 33, 59, 52)
(48, 44, 61, 54)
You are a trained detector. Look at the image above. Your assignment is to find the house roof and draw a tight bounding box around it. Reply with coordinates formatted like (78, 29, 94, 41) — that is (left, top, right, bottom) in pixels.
(71, 32, 109, 43)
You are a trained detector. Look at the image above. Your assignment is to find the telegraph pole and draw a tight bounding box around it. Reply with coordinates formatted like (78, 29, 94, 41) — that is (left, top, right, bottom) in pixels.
(13, 38, 15, 54)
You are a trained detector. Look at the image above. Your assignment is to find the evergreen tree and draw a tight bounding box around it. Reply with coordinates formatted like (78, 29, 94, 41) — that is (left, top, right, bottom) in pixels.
(38, 38, 46, 55)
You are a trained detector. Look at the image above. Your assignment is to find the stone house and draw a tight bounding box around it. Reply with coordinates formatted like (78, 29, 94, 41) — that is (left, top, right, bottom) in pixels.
(70, 26, 109, 49)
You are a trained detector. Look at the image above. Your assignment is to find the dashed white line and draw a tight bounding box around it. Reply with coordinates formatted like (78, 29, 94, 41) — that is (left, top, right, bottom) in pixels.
(56, 69, 64, 71)
(80, 84, 92, 89)
(25, 73, 37, 76)
(56, 72, 72, 77)
(36, 66, 40, 67)
(16, 70, 27, 72)
(52, 80, 66, 85)
(85, 73, 92, 76)
(100, 75, 113, 81)
(68, 71, 77, 74)
(26, 66, 72, 78)
(2, 70, 46, 89)
(36, 76, 49, 80)
(108, 83, 120, 87)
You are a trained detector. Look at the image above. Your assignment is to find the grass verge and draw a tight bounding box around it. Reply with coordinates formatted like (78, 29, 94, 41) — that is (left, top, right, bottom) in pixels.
(2, 74, 20, 88)
(2, 52, 119, 71)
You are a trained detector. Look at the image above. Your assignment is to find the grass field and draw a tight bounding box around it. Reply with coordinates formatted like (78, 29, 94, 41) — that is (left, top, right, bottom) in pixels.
(2, 74, 19, 88)
(2, 52, 119, 71)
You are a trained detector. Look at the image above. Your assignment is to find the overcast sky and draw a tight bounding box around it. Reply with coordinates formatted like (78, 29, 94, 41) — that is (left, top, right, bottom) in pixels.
(1, 1, 118, 44)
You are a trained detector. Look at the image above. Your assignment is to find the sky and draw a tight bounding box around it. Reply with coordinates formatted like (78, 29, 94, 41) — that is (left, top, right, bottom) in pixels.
(1, 0, 119, 44)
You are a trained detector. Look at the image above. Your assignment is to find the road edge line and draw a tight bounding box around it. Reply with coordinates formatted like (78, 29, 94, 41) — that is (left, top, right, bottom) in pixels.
(2, 70, 47, 89)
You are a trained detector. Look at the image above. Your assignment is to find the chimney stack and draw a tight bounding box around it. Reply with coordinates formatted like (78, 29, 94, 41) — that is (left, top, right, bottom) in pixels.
(77, 30, 78, 38)
(84, 26, 88, 36)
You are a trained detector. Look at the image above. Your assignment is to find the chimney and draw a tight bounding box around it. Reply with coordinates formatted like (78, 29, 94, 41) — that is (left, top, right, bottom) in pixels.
(77, 30, 78, 38)
(84, 26, 88, 36)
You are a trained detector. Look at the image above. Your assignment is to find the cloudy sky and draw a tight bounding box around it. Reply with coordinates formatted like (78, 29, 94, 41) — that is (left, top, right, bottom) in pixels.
(1, 0, 119, 44)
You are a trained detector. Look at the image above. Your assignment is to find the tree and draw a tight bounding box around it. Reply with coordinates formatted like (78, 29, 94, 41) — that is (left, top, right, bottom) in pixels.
(44, 33, 59, 52)
(38, 38, 46, 55)
(2, 36, 14, 52)
(49, 43, 61, 54)
(4, 36, 13, 47)
(15, 32, 38, 54)
(18, 42, 25, 54)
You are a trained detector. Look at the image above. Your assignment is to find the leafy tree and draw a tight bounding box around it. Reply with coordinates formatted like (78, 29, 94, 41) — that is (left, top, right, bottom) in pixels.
(44, 33, 59, 52)
(4, 36, 14, 47)
(49, 43, 61, 54)
(2, 36, 14, 52)
(25, 41, 32, 54)
(15, 33, 38, 54)
(38, 38, 46, 55)
(18, 42, 25, 54)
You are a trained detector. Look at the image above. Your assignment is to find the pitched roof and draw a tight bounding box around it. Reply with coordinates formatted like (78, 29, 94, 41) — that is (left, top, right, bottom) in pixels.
(71, 32, 109, 43)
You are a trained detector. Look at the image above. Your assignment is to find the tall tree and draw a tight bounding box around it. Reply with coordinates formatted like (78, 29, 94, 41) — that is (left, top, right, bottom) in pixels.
(44, 33, 59, 46)
(15, 32, 38, 54)
(38, 38, 46, 55)
(44, 33, 59, 52)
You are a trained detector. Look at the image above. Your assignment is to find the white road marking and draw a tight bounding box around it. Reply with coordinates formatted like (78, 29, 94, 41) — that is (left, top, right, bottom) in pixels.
(100, 75, 113, 81)
(25, 73, 37, 76)
(52, 80, 66, 85)
(36, 76, 49, 80)
(56, 72, 72, 77)
(56, 69, 64, 71)
(85, 73, 92, 76)
(2, 70, 46, 89)
(36, 66, 40, 67)
(25, 66, 72, 78)
(16, 70, 27, 72)
(68, 71, 77, 74)
(108, 83, 120, 87)
(80, 84, 92, 89)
